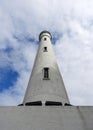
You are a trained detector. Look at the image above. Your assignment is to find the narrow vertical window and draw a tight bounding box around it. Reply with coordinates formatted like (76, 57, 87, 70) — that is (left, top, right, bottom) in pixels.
(43, 68, 49, 79)
(43, 47, 47, 52)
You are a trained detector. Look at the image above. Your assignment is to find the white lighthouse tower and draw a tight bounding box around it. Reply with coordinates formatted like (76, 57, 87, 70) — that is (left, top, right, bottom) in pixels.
(23, 31, 69, 105)
(0, 31, 92, 130)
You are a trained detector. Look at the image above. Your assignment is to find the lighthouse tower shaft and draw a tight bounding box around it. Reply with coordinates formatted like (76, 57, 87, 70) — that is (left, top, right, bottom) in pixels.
(23, 31, 69, 105)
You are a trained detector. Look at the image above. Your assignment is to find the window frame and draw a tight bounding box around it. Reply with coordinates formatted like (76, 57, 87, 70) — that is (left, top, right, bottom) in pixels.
(44, 37, 47, 41)
(43, 67, 50, 80)
(43, 47, 47, 52)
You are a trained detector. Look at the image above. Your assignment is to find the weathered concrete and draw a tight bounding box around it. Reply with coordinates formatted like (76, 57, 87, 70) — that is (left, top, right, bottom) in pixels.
(0, 106, 93, 130)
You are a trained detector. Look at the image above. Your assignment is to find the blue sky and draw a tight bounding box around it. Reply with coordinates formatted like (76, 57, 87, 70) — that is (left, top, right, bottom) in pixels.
(0, 67, 18, 91)
(0, 0, 93, 106)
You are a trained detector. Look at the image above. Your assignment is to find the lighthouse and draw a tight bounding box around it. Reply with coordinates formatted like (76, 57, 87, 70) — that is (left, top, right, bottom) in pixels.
(0, 31, 92, 130)
(23, 31, 69, 105)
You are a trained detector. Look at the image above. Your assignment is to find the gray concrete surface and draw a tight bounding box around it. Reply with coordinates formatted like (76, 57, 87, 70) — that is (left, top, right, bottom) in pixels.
(0, 106, 93, 130)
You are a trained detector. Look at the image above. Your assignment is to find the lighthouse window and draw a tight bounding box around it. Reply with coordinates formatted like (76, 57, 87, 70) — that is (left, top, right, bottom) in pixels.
(44, 37, 47, 41)
(43, 47, 47, 52)
(45, 101, 62, 106)
(43, 68, 49, 79)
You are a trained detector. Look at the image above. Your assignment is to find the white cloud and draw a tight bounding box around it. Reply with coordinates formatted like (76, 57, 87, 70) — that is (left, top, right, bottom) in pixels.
(0, 0, 93, 105)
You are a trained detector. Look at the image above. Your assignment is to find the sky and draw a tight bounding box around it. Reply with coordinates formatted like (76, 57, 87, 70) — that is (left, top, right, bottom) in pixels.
(0, 0, 93, 106)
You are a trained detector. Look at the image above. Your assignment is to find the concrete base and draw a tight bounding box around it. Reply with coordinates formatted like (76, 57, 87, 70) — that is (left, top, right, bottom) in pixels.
(0, 106, 93, 130)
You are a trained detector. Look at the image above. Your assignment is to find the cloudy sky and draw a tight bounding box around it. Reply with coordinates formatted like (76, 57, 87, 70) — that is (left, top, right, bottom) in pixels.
(0, 0, 93, 106)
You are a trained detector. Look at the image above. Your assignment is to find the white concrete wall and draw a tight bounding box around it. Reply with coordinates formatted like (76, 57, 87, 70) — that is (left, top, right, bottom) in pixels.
(0, 106, 93, 130)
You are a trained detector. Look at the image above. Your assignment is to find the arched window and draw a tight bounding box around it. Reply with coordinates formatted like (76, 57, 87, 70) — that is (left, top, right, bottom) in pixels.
(44, 37, 47, 41)
(43, 47, 47, 52)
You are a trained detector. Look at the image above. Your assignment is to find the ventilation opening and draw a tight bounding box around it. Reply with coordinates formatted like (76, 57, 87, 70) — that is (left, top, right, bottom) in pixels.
(43, 68, 49, 79)
(43, 47, 47, 52)
(45, 101, 62, 106)
(25, 101, 42, 106)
